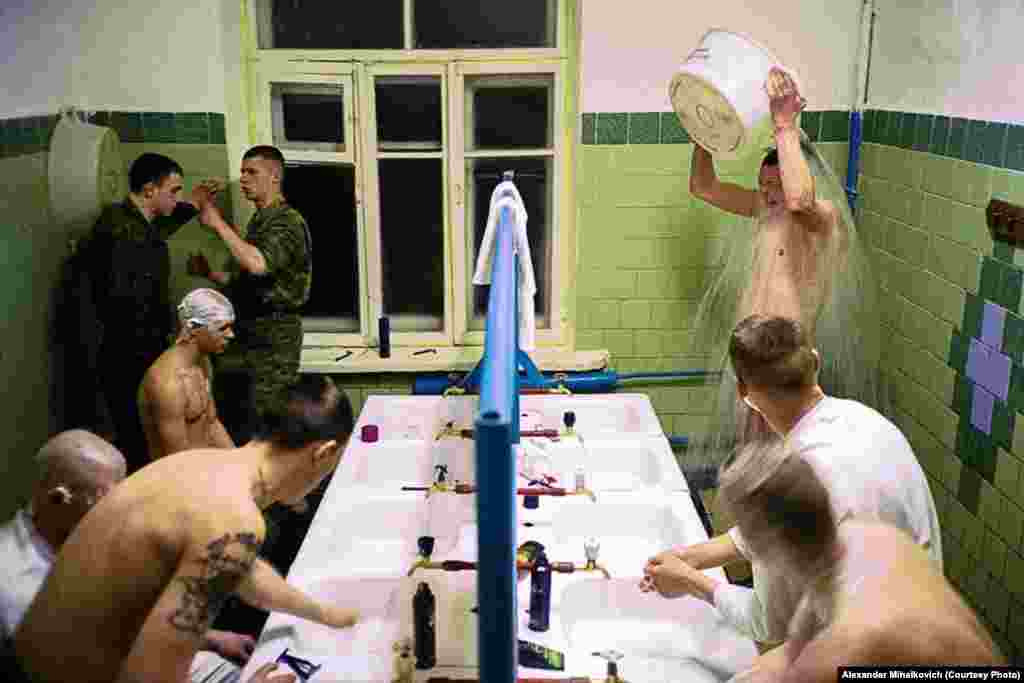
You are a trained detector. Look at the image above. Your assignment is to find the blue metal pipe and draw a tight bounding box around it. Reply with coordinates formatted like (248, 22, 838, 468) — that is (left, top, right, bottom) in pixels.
(845, 110, 863, 211)
(474, 412, 515, 683)
(478, 205, 518, 433)
(476, 200, 519, 683)
(414, 369, 720, 395)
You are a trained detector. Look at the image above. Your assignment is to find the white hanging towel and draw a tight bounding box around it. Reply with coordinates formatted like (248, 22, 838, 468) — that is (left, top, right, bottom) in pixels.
(472, 180, 538, 351)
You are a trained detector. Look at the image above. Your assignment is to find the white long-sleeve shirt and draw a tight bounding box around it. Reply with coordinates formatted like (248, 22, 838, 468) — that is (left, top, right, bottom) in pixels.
(712, 396, 943, 644)
(0, 508, 240, 683)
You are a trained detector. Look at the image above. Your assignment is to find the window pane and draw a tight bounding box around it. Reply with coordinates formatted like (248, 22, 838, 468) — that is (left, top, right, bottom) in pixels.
(468, 158, 551, 330)
(375, 77, 443, 152)
(271, 83, 346, 153)
(282, 163, 359, 332)
(379, 159, 445, 331)
(414, 0, 554, 49)
(467, 75, 552, 150)
(263, 0, 403, 49)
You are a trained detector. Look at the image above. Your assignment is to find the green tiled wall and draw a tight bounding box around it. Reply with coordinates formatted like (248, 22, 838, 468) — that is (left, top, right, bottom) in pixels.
(0, 111, 228, 158)
(576, 111, 850, 441)
(860, 108, 1024, 663)
(581, 109, 851, 146)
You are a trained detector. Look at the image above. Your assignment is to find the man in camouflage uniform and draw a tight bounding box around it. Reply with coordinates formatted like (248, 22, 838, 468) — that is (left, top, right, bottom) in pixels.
(189, 145, 311, 441)
(83, 152, 219, 473)
(189, 145, 313, 577)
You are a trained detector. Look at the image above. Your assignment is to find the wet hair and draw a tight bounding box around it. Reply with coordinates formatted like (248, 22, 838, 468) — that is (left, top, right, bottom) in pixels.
(129, 153, 183, 193)
(761, 149, 780, 168)
(178, 288, 235, 331)
(243, 145, 286, 180)
(719, 440, 836, 568)
(255, 375, 354, 450)
(729, 315, 817, 395)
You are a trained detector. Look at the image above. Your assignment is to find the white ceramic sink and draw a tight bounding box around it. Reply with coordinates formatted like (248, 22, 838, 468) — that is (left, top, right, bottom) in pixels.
(345, 441, 433, 488)
(521, 437, 687, 492)
(559, 578, 757, 675)
(546, 494, 697, 579)
(519, 394, 664, 437)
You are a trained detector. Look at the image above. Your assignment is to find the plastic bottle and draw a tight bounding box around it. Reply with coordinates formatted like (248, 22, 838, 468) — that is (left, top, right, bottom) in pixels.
(528, 550, 552, 632)
(413, 582, 436, 669)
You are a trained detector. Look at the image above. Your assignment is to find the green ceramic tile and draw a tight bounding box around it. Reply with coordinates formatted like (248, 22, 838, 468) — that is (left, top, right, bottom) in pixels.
(874, 110, 892, 146)
(821, 110, 849, 143)
(958, 461, 983, 515)
(977, 432, 998, 483)
(210, 114, 227, 145)
(1001, 264, 1023, 312)
(948, 117, 968, 160)
(967, 119, 1008, 168)
(800, 111, 821, 142)
(174, 112, 210, 144)
(581, 113, 595, 144)
(595, 113, 627, 145)
(913, 114, 934, 152)
(1010, 363, 1024, 414)
(110, 111, 144, 143)
(861, 109, 876, 144)
(993, 401, 1015, 452)
(994, 241, 1015, 264)
(981, 258, 1002, 300)
(930, 116, 951, 156)
(953, 373, 973, 416)
(142, 112, 176, 144)
(885, 111, 905, 147)
(628, 112, 660, 144)
(964, 292, 985, 338)
(660, 112, 690, 144)
(898, 112, 917, 149)
(951, 330, 968, 374)
(1004, 313, 1024, 364)
(1005, 124, 1024, 173)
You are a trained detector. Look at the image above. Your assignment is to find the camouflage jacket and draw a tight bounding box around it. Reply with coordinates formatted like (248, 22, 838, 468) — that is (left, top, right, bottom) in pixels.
(83, 198, 197, 350)
(227, 199, 312, 320)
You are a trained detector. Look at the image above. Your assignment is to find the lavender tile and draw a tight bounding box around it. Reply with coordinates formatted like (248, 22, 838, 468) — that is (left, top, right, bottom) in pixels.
(981, 302, 1008, 349)
(972, 385, 995, 435)
(966, 338, 1013, 401)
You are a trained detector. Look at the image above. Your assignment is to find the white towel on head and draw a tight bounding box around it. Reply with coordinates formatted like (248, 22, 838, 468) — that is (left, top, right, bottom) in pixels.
(472, 180, 538, 351)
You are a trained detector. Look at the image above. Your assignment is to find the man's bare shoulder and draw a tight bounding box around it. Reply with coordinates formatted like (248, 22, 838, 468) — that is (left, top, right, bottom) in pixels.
(790, 197, 838, 236)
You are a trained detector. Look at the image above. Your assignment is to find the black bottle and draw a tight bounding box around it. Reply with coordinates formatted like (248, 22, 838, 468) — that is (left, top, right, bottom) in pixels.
(413, 582, 436, 669)
(528, 550, 552, 632)
(378, 316, 391, 358)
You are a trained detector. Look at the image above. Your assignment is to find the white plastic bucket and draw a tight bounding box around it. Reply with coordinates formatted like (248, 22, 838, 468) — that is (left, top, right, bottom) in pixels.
(669, 29, 799, 159)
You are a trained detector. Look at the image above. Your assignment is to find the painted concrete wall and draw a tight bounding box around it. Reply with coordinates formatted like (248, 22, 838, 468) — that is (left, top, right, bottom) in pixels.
(868, 0, 1024, 122)
(580, 0, 861, 112)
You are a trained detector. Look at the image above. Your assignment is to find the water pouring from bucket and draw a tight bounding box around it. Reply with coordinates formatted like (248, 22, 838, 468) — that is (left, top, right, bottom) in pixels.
(669, 29, 802, 160)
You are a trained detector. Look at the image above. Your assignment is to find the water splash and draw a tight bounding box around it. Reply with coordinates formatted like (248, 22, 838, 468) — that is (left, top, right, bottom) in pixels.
(686, 135, 886, 469)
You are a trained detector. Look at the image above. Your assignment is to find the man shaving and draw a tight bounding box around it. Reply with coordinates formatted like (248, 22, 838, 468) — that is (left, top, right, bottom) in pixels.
(12, 375, 358, 683)
(139, 288, 236, 460)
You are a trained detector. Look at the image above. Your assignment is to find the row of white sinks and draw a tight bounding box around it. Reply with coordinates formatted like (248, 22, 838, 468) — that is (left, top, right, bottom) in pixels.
(240, 395, 756, 682)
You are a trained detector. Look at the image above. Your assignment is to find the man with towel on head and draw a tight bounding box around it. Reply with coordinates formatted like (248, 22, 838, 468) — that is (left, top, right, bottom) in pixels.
(139, 288, 237, 461)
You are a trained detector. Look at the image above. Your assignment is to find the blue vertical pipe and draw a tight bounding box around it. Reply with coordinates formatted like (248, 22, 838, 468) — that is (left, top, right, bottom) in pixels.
(476, 202, 519, 683)
(474, 412, 515, 683)
(845, 110, 863, 211)
(512, 253, 521, 444)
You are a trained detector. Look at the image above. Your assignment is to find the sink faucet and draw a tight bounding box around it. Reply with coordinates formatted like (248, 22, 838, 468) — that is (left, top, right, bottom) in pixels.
(582, 538, 611, 579)
(592, 650, 626, 683)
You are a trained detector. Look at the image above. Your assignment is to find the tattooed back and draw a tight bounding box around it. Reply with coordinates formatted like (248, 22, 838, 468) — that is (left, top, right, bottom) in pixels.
(13, 448, 264, 683)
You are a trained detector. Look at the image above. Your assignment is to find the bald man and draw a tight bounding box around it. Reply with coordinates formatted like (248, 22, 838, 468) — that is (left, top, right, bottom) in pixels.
(0, 430, 125, 640)
(11, 376, 357, 683)
(140, 288, 237, 461)
(0, 431, 257, 683)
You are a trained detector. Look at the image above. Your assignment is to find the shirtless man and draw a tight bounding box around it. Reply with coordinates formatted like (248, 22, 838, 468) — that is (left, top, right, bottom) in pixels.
(717, 444, 1001, 680)
(12, 375, 358, 683)
(690, 67, 840, 338)
(140, 288, 236, 461)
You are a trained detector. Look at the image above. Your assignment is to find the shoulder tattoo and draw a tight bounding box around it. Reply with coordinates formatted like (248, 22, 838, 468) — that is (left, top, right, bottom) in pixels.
(168, 532, 260, 636)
